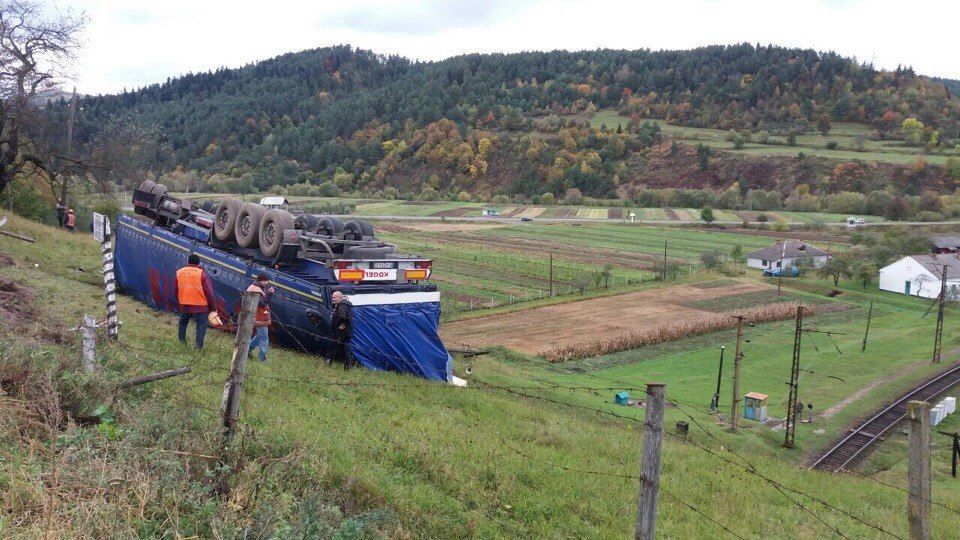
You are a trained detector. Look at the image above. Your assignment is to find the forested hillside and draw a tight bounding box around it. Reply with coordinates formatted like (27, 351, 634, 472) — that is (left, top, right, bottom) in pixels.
(64, 44, 960, 204)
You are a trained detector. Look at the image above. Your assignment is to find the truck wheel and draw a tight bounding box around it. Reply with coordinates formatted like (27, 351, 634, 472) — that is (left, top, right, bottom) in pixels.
(235, 203, 265, 248)
(356, 219, 374, 238)
(294, 214, 321, 231)
(317, 216, 344, 236)
(259, 209, 295, 258)
(342, 220, 365, 242)
(214, 198, 243, 242)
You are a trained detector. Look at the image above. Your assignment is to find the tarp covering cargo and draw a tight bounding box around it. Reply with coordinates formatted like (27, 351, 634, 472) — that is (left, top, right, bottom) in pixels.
(113, 214, 452, 382)
(347, 293, 452, 381)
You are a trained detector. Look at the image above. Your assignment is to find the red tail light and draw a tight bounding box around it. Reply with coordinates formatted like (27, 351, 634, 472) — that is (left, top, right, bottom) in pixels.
(414, 260, 432, 269)
(332, 260, 351, 269)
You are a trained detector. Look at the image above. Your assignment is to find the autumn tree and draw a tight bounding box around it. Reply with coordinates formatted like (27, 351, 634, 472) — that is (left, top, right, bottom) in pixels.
(0, 1, 86, 194)
(900, 117, 924, 145)
(816, 114, 832, 136)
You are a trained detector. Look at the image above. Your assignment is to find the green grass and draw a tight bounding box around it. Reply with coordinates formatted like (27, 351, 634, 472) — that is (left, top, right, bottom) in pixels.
(3, 214, 960, 536)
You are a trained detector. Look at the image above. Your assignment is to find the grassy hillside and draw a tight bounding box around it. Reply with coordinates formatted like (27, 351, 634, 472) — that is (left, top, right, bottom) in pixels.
(3, 214, 960, 537)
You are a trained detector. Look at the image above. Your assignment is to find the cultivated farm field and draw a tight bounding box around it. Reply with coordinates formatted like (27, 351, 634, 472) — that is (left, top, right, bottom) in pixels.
(590, 109, 957, 165)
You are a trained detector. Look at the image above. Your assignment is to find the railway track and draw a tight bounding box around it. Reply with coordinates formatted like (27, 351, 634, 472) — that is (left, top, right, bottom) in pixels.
(810, 362, 960, 473)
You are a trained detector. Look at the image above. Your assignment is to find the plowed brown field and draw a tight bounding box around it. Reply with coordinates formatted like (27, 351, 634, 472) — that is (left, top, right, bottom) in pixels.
(442, 281, 781, 357)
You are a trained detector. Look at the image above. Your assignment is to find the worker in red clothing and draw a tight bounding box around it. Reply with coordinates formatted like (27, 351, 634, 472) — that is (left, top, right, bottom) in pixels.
(174, 254, 215, 348)
(64, 208, 76, 232)
(245, 274, 274, 362)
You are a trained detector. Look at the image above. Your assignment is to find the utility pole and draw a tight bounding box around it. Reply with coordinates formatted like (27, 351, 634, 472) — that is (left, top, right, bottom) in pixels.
(221, 291, 258, 448)
(777, 241, 788, 295)
(933, 265, 947, 363)
(661, 241, 668, 281)
(635, 382, 665, 540)
(730, 316, 745, 432)
(710, 346, 725, 412)
(937, 430, 960, 479)
(549, 252, 554, 298)
(861, 300, 873, 352)
(59, 87, 78, 206)
(907, 400, 932, 540)
(784, 306, 804, 449)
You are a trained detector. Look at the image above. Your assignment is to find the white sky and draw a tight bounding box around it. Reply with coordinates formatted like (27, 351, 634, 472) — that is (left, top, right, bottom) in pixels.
(61, 0, 960, 95)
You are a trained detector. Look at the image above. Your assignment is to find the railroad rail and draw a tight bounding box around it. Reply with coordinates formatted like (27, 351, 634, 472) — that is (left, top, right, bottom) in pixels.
(811, 362, 960, 473)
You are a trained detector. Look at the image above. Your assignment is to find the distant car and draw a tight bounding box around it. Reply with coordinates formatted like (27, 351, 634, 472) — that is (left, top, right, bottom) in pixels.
(846, 216, 867, 225)
(763, 267, 800, 277)
(520, 217, 533, 222)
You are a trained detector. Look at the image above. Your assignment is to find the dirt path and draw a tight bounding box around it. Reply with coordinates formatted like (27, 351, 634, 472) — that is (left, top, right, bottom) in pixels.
(442, 281, 768, 354)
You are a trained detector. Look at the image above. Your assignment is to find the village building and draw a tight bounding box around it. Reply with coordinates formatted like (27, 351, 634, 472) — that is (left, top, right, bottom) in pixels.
(930, 235, 960, 254)
(746, 240, 831, 271)
(879, 254, 960, 299)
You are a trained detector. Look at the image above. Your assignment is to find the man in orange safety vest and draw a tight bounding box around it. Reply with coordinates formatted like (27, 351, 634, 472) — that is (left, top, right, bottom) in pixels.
(174, 254, 216, 348)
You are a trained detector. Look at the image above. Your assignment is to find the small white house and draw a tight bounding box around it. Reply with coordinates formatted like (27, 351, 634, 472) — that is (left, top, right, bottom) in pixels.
(259, 196, 290, 209)
(746, 240, 831, 271)
(879, 254, 960, 299)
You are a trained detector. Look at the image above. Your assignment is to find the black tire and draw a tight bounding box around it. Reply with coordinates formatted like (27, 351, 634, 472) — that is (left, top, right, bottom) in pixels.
(294, 214, 321, 231)
(317, 216, 344, 236)
(148, 182, 168, 200)
(342, 220, 365, 242)
(259, 209, 295, 258)
(214, 198, 243, 242)
(356, 219, 374, 238)
(235, 203, 266, 248)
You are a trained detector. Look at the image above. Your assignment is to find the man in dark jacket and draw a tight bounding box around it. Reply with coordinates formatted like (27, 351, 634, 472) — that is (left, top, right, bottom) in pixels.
(327, 290, 355, 369)
(173, 254, 216, 349)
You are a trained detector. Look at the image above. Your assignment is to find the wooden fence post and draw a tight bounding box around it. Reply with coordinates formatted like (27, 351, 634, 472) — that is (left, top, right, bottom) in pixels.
(907, 400, 932, 540)
(635, 382, 666, 540)
(221, 291, 259, 447)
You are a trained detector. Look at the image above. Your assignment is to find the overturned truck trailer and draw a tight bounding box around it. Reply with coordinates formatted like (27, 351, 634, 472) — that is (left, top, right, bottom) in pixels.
(114, 181, 453, 382)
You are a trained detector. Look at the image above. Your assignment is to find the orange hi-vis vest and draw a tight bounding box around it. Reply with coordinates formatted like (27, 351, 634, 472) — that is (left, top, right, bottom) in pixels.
(176, 266, 208, 306)
(65, 212, 76, 227)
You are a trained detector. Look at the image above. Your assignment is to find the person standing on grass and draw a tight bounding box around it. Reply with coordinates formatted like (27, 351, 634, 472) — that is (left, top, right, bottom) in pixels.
(55, 201, 66, 227)
(246, 274, 274, 362)
(64, 208, 76, 232)
(174, 254, 215, 349)
(327, 290, 355, 369)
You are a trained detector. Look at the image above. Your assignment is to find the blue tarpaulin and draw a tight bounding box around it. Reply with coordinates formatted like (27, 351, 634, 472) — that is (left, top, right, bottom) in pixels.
(347, 296, 452, 381)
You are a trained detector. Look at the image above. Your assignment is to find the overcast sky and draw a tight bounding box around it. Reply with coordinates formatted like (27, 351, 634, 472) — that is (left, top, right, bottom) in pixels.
(63, 0, 960, 95)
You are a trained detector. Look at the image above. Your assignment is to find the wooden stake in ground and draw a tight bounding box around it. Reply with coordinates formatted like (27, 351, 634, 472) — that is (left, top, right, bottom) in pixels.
(784, 306, 804, 449)
(81, 314, 97, 373)
(861, 300, 873, 352)
(221, 291, 259, 447)
(635, 382, 665, 540)
(932, 265, 947, 363)
(730, 316, 745, 432)
(907, 400, 932, 540)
